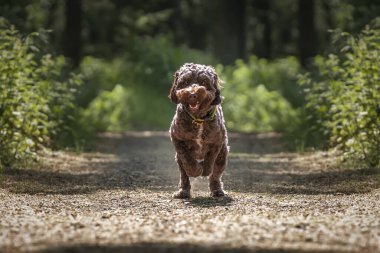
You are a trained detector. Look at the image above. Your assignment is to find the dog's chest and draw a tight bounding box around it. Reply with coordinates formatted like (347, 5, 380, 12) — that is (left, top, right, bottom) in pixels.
(193, 124, 207, 161)
(195, 124, 204, 147)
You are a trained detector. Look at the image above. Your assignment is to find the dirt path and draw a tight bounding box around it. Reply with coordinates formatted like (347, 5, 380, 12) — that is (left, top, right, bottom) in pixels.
(1, 131, 379, 253)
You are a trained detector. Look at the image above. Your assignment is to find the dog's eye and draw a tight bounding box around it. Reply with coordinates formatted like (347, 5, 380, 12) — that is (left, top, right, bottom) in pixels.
(201, 81, 209, 87)
(178, 80, 188, 88)
(202, 82, 213, 91)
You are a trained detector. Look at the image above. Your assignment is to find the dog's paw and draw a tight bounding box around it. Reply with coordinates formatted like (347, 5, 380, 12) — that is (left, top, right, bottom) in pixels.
(173, 189, 191, 199)
(210, 189, 225, 198)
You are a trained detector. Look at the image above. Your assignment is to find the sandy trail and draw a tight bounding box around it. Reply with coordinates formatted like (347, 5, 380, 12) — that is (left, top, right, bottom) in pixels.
(1, 131, 379, 253)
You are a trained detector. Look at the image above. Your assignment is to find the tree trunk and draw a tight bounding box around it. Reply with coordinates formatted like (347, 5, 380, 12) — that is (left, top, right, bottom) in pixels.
(251, 0, 272, 59)
(63, 0, 82, 67)
(213, 0, 246, 65)
(298, 0, 316, 66)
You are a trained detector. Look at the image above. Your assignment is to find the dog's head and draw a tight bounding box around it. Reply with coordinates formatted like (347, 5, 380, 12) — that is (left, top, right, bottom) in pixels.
(169, 63, 221, 115)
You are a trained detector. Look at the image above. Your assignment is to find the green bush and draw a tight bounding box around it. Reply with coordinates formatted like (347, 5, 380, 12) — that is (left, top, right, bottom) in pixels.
(79, 36, 216, 131)
(80, 43, 301, 133)
(218, 57, 300, 133)
(82, 85, 132, 132)
(220, 56, 302, 107)
(0, 20, 81, 170)
(299, 18, 380, 167)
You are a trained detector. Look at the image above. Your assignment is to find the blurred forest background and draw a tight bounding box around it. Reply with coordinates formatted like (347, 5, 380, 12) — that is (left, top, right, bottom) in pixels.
(1, 0, 379, 170)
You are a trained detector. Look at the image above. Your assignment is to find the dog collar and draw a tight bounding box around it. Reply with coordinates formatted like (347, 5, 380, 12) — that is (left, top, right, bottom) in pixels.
(182, 104, 217, 126)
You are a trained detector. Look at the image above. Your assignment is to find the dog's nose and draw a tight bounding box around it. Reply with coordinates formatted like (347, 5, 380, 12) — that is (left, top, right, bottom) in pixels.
(189, 93, 197, 100)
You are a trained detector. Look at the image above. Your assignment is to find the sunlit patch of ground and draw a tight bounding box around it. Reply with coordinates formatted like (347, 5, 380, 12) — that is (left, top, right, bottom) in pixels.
(1, 131, 379, 253)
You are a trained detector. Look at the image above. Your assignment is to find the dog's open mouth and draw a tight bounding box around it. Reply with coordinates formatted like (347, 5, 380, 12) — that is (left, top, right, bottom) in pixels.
(189, 101, 200, 112)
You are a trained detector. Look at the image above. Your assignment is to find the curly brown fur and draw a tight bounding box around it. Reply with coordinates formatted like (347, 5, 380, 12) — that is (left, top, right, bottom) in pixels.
(169, 63, 228, 198)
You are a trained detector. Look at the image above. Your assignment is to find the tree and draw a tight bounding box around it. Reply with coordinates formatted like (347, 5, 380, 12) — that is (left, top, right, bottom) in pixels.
(249, 0, 272, 59)
(298, 0, 317, 66)
(212, 0, 246, 64)
(63, 0, 82, 67)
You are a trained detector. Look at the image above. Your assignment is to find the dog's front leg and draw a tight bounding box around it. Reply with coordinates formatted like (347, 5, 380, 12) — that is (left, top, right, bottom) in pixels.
(172, 139, 200, 198)
(173, 157, 191, 198)
(201, 144, 221, 176)
(209, 143, 228, 197)
(172, 139, 202, 177)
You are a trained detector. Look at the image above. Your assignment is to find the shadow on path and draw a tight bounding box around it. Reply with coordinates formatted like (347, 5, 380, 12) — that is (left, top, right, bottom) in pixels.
(38, 242, 356, 253)
(226, 155, 379, 195)
(187, 196, 234, 208)
(1, 131, 379, 195)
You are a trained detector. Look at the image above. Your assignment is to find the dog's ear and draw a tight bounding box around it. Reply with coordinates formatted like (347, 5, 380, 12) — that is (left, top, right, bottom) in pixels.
(210, 73, 222, 105)
(211, 89, 222, 105)
(169, 72, 179, 104)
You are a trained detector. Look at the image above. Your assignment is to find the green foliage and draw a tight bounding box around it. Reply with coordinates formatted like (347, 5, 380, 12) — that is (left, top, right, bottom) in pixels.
(0, 20, 81, 170)
(79, 36, 216, 131)
(80, 42, 302, 133)
(223, 84, 299, 133)
(82, 85, 131, 132)
(218, 57, 300, 132)
(221, 57, 302, 106)
(299, 19, 380, 167)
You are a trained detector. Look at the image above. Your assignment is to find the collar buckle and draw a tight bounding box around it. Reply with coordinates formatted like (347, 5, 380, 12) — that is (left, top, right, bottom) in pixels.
(192, 119, 204, 126)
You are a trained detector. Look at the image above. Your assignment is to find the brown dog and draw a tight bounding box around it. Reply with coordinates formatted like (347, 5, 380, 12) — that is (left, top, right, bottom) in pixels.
(169, 63, 228, 198)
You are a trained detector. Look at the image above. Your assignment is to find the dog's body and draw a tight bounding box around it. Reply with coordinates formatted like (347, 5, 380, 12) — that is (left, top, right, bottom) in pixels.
(169, 63, 228, 198)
